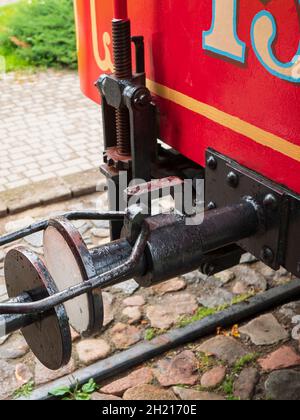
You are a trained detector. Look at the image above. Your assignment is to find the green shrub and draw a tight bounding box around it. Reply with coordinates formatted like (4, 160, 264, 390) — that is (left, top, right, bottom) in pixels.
(0, 0, 77, 70)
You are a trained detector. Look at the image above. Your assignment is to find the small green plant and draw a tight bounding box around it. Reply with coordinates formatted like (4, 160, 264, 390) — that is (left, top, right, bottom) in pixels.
(49, 379, 98, 401)
(231, 293, 255, 305)
(221, 376, 234, 395)
(144, 328, 167, 341)
(197, 352, 215, 371)
(177, 306, 223, 328)
(177, 293, 254, 328)
(218, 353, 258, 400)
(233, 353, 258, 375)
(13, 381, 35, 399)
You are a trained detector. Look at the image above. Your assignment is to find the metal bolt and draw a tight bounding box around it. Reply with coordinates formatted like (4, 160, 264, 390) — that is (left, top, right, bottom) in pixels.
(134, 92, 151, 109)
(207, 156, 217, 170)
(201, 263, 215, 276)
(260, 247, 274, 264)
(207, 202, 216, 210)
(263, 194, 278, 211)
(227, 171, 239, 188)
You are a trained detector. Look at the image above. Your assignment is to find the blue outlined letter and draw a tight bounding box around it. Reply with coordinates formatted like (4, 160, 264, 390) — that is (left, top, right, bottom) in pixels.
(251, 10, 300, 83)
(203, 0, 246, 63)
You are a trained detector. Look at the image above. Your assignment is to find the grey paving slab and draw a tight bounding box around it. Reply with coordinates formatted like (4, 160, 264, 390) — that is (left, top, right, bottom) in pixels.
(0, 70, 103, 193)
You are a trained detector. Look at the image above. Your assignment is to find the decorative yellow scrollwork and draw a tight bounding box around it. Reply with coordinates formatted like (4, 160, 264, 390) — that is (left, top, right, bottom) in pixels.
(90, 0, 114, 72)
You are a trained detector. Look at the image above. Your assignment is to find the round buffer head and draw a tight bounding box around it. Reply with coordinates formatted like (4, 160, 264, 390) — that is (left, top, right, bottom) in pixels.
(4, 248, 72, 370)
(43, 218, 103, 337)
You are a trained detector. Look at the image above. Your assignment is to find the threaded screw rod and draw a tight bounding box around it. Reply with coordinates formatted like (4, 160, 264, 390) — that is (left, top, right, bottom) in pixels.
(112, 18, 132, 156)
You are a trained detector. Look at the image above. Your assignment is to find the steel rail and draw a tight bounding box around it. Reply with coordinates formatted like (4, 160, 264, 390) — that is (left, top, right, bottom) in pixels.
(22, 278, 300, 400)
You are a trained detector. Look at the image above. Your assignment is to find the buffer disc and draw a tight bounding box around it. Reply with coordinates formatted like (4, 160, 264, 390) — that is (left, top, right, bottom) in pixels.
(4, 248, 72, 370)
(43, 218, 103, 337)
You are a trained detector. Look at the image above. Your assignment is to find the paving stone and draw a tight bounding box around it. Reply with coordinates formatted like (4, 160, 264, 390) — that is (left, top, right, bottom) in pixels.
(292, 316, 300, 341)
(92, 219, 110, 229)
(5, 216, 35, 233)
(0, 335, 10, 346)
(123, 295, 145, 307)
(240, 314, 289, 345)
(0, 200, 7, 217)
(91, 393, 122, 401)
(0, 360, 27, 399)
(173, 387, 225, 401)
(200, 366, 226, 389)
(24, 231, 44, 248)
(0, 334, 29, 359)
(146, 293, 198, 329)
(232, 266, 267, 293)
(154, 350, 199, 387)
(102, 291, 115, 327)
(240, 253, 258, 264)
(6, 191, 41, 214)
(279, 300, 300, 321)
(123, 385, 178, 401)
(34, 358, 76, 385)
(110, 323, 142, 349)
(151, 278, 186, 295)
(265, 370, 300, 400)
(214, 270, 235, 284)
(15, 363, 33, 386)
(77, 222, 93, 236)
(91, 228, 110, 238)
(112, 280, 140, 295)
(183, 270, 207, 284)
(198, 289, 234, 308)
(70, 327, 80, 342)
(258, 346, 300, 371)
(122, 307, 142, 324)
(100, 367, 153, 396)
(39, 178, 71, 205)
(64, 169, 101, 197)
(76, 339, 111, 365)
(234, 368, 259, 400)
(0, 251, 5, 263)
(197, 336, 248, 365)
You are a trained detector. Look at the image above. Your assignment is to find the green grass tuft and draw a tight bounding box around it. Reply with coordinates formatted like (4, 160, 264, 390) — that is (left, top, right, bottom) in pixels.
(177, 292, 254, 328)
(144, 328, 167, 341)
(232, 353, 258, 375)
(13, 381, 35, 399)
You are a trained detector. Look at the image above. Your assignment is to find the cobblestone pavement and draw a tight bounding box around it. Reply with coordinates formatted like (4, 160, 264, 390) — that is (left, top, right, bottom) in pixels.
(0, 192, 299, 400)
(0, 70, 103, 192)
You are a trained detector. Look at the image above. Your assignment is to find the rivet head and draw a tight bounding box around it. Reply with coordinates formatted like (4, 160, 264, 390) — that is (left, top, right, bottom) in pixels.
(207, 202, 216, 210)
(227, 171, 239, 188)
(133, 90, 151, 109)
(260, 247, 274, 264)
(207, 156, 217, 170)
(263, 194, 278, 211)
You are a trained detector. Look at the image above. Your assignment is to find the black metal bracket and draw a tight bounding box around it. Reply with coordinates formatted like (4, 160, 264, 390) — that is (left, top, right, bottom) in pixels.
(96, 74, 157, 182)
(205, 149, 300, 276)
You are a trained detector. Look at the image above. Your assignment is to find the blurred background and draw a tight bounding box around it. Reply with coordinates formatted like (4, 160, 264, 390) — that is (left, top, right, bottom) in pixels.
(0, 0, 102, 206)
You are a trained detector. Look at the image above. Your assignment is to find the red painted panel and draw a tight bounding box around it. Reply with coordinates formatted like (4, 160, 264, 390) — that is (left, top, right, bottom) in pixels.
(74, 0, 300, 194)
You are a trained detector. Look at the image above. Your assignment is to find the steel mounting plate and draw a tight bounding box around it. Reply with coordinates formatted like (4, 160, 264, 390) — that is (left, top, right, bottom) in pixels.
(205, 149, 288, 270)
(4, 248, 72, 370)
(43, 218, 103, 337)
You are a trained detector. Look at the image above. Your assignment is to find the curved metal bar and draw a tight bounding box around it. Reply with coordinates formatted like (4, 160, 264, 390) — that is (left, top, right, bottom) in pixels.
(0, 211, 125, 247)
(0, 224, 149, 315)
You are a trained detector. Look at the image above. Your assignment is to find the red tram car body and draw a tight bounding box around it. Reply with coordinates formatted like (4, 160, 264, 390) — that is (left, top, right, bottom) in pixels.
(75, 0, 300, 195)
